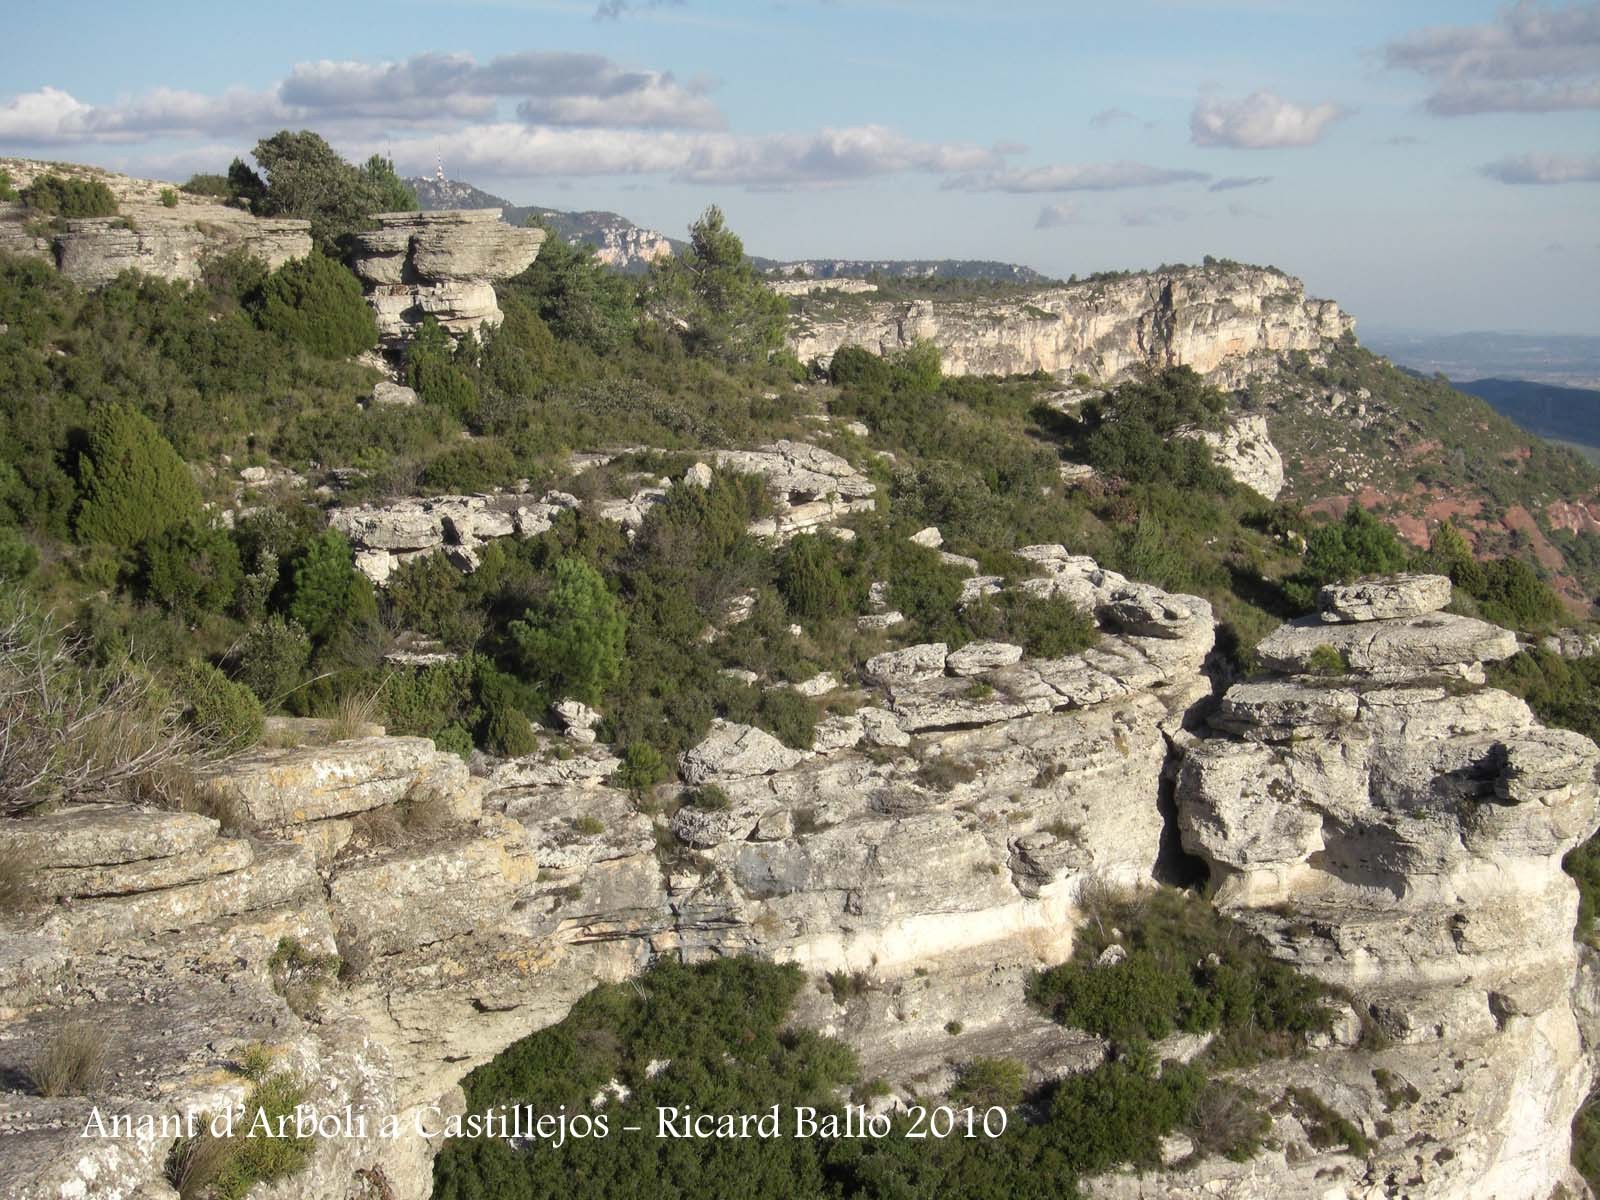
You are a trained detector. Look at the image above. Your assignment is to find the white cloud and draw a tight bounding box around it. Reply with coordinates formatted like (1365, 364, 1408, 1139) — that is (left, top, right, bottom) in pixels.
(1088, 107, 1137, 129)
(946, 161, 1209, 193)
(1385, 1, 1600, 115)
(1035, 202, 1084, 228)
(0, 49, 726, 147)
(1481, 151, 1600, 183)
(1189, 91, 1346, 148)
(373, 122, 1002, 187)
(595, 0, 684, 18)
(1208, 174, 1271, 191)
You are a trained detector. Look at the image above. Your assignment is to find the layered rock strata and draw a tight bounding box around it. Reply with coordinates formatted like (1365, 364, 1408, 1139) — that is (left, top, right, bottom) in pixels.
(789, 265, 1352, 388)
(3, 573, 1597, 1199)
(0, 159, 310, 288)
(1158, 575, 1600, 1197)
(347, 209, 545, 345)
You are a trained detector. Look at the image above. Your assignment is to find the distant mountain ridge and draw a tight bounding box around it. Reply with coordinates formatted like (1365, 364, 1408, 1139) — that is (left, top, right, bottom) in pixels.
(753, 258, 1051, 284)
(407, 175, 1049, 284)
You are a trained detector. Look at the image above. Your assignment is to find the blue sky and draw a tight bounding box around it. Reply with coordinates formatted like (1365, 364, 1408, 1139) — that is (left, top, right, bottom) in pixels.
(2, 0, 1597, 333)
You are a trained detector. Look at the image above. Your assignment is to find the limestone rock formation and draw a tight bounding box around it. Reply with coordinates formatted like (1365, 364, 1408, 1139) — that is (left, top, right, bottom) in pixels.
(1255, 610, 1517, 678)
(3, 552, 1597, 1200)
(1319, 573, 1453, 623)
(789, 264, 1352, 388)
(1189, 412, 1285, 500)
(328, 441, 875, 584)
(0, 159, 310, 288)
(1163, 600, 1600, 1199)
(347, 209, 545, 345)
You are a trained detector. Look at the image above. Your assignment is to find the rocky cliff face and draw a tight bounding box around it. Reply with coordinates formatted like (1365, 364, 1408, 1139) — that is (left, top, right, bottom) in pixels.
(0, 159, 310, 288)
(3, 568, 1593, 1199)
(789, 265, 1353, 388)
(347, 209, 545, 347)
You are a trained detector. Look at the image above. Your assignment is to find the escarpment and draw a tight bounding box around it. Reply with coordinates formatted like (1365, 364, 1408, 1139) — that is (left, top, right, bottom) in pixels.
(788, 265, 1353, 388)
(0, 159, 311, 288)
(3, 565, 1595, 1199)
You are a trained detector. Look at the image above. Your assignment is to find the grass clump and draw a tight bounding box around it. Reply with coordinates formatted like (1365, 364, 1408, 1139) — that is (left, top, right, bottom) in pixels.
(1305, 643, 1348, 677)
(28, 1022, 108, 1096)
(166, 1073, 313, 1200)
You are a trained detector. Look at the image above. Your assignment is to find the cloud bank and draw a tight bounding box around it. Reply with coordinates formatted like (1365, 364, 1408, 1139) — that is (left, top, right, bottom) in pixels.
(1385, 0, 1600, 115)
(1190, 91, 1346, 148)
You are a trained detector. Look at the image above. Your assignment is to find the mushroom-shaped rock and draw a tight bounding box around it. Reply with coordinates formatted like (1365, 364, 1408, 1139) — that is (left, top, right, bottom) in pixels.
(1318, 574, 1452, 624)
(679, 720, 805, 786)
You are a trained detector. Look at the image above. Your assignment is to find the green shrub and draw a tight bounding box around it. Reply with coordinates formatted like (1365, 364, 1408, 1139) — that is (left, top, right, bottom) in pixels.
(949, 1057, 1026, 1109)
(159, 188, 179, 208)
(419, 439, 517, 493)
(256, 252, 377, 359)
(235, 615, 311, 706)
(411, 359, 481, 423)
(1284, 505, 1408, 608)
(1029, 888, 1334, 1062)
(483, 703, 537, 758)
(685, 784, 731, 810)
(510, 557, 627, 706)
(0, 169, 15, 201)
(0, 527, 38, 582)
(287, 531, 365, 642)
(1306, 643, 1348, 677)
(777, 533, 861, 623)
(383, 658, 476, 740)
(20, 174, 117, 218)
(180, 173, 233, 198)
(74, 405, 201, 548)
(885, 541, 967, 639)
(140, 522, 242, 619)
(435, 723, 474, 759)
(613, 741, 666, 791)
(176, 661, 264, 752)
(963, 589, 1097, 658)
(757, 687, 818, 751)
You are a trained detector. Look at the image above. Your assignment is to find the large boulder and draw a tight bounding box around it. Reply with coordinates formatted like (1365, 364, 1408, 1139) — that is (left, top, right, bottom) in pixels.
(200, 737, 467, 829)
(1256, 612, 1517, 677)
(1318, 574, 1452, 623)
(680, 721, 806, 786)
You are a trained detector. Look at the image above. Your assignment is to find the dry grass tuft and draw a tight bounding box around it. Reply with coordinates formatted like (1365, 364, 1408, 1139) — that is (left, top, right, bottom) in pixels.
(326, 686, 384, 743)
(1, 603, 200, 816)
(29, 1022, 109, 1097)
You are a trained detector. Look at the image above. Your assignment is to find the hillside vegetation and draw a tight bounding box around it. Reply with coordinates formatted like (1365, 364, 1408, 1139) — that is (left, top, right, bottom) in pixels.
(0, 142, 1588, 783)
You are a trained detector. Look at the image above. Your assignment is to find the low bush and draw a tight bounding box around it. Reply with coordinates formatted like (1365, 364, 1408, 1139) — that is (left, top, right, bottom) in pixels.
(21, 174, 118, 218)
(1028, 888, 1334, 1063)
(255, 252, 377, 359)
(175, 661, 264, 753)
